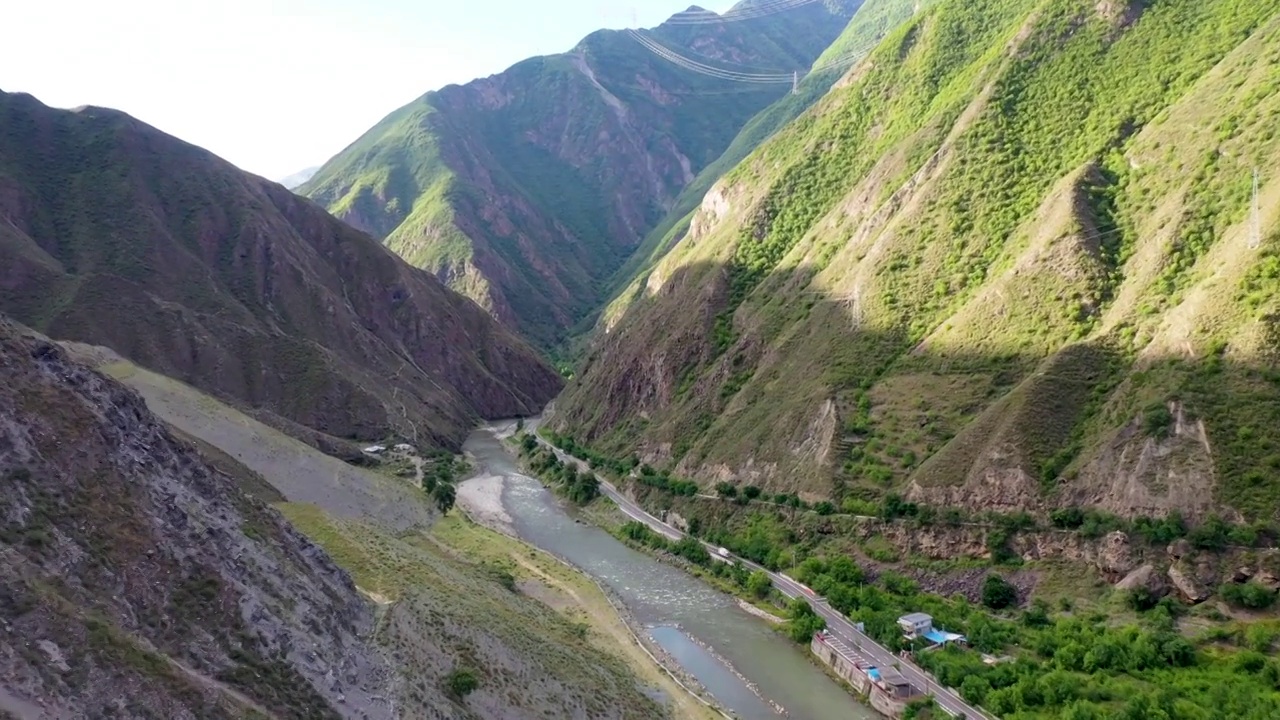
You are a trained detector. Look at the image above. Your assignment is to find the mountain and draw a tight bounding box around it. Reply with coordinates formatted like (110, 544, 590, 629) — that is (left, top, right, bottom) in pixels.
(279, 165, 320, 189)
(0, 90, 562, 454)
(301, 0, 862, 349)
(0, 317, 393, 719)
(554, 0, 1280, 525)
(0, 318, 667, 719)
(602, 0, 925, 309)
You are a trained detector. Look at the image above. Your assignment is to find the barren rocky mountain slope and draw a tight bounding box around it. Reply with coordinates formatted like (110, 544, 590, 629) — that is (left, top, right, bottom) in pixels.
(0, 90, 561, 456)
(0, 319, 669, 719)
(0, 317, 394, 719)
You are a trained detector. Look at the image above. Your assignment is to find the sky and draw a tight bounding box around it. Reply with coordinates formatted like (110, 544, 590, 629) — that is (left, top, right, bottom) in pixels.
(3, 0, 734, 180)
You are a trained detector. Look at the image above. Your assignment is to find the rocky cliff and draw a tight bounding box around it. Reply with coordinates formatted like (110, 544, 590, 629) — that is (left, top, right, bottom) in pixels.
(302, 0, 861, 348)
(0, 90, 562, 453)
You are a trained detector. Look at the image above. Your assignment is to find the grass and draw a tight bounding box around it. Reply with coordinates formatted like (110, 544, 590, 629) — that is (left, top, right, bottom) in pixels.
(558, 0, 1280, 527)
(299, 5, 858, 350)
(276, 503, 675, 719)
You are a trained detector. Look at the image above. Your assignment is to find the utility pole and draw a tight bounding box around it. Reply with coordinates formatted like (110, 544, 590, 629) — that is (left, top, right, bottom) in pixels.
(792, 70, 798, 95)
(1252, 168, 1261, 249)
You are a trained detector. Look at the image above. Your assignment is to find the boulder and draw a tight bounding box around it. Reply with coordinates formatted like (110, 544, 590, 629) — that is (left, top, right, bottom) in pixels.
(1257, 571, 1280, 593)
(1167, 538, 1192, 560)
(1115, 563, 1168, 597)
(1232, 566, 1255, 584)
(1168, 561, 1212, 604)
(1097, 531, 1136, 580)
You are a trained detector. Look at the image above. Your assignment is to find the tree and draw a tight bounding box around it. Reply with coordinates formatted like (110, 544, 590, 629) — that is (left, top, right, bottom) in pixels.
(743, 485, 762, 500)
(784, 598, 825, 643)
(982, 574, 1018, 610)
(433, 482, 456, 515)
(747, 571, 772, 599)
(520, 434, 537, 453)
(715, 482, 737, 498)
(444, 668, 478, 698)
(960, 675, 991, 704)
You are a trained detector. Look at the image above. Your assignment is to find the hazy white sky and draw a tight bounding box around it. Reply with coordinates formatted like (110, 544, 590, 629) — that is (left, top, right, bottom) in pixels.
(3, 0, 733, 179)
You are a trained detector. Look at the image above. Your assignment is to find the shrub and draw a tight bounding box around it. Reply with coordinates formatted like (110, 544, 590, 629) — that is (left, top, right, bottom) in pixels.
(444, 668, 478, 698)
(1220, 582, 1278, 610)
(747, 571, 772, 598)
(1142, 404, 1175, 438)
(982, 574, 1018, 610)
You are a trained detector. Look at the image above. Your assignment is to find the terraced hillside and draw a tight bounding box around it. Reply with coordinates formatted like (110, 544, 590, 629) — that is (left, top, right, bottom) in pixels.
(556, 0, 1280, 525)
(0, 90, 561, 455)
(302, 0, 861, 348)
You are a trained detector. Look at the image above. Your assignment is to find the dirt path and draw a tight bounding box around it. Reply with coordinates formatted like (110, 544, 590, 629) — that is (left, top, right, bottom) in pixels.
(168, 658, 280, 719)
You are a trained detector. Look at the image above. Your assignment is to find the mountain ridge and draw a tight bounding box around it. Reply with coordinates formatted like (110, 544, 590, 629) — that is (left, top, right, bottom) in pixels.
(302, 0, 862, 348)
(0, 89, 561, 454)
(553, 0, 1280, 525)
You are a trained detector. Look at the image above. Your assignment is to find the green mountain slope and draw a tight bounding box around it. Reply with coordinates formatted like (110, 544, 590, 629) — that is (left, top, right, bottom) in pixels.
(302, 0, 861, 349)
(600, 0, 926, 316)
(0, 90, 561, 454)
(555, 0, 1280, 525)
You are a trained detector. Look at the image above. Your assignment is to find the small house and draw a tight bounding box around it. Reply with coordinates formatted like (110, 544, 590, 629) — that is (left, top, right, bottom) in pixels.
(362, 445, 387, 454)
(874, 667, 916, 699)
(393, 443, 414, 453)
(897, 612, 933, 638)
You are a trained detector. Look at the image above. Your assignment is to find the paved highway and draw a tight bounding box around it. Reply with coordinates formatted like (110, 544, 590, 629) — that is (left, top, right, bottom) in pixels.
(539, 437, 994, 719)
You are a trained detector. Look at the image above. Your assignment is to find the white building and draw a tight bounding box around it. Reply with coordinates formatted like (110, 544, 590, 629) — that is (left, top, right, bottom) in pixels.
(362, 445, 387, 454)
(897, 612, 933, 638)
(393, 443, 414, 452)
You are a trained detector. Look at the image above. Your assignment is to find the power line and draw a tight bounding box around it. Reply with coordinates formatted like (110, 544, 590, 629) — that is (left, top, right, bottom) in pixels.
(661, 0, 823, 25)
(627, 29, 795, 83)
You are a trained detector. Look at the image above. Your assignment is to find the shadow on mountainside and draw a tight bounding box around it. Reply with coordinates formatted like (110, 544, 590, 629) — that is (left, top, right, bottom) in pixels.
(553, 259, 1280, 526)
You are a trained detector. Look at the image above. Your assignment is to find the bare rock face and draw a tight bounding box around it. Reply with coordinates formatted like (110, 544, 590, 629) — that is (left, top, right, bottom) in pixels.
(1096, 531, 1136, 580)
(1168, 561, 1212, 604)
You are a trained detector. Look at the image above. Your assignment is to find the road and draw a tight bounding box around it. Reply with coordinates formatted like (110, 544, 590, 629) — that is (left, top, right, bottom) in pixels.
(539, 438, 994, 720)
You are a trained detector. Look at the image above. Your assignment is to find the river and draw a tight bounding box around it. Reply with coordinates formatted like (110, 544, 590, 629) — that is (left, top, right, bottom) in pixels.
(463, 423, 876, 720)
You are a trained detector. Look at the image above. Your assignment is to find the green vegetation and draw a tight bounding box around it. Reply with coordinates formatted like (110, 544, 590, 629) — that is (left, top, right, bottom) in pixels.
(518, 436, 601, 505)
(789, 549, 1280, 719)
(444, 668, 479, 698)
(558, 0, 1280, 532)
(278, 504, 668, 718)
(301, 4, 858, 349)
(784, 598, 826, 643)
(982, 574, 1018, 610)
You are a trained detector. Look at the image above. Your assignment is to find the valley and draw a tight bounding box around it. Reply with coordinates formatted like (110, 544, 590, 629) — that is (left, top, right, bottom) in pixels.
(6, 0, 1280, 717)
